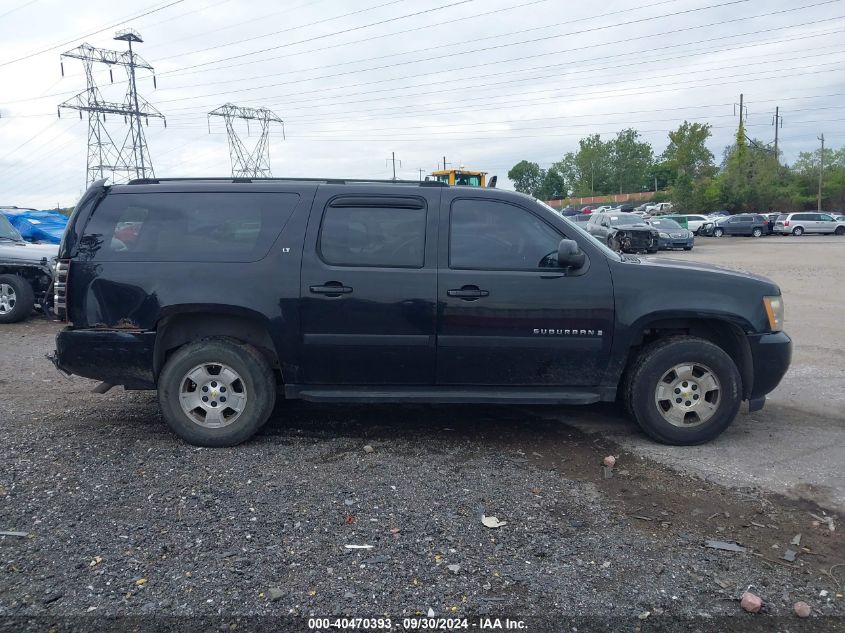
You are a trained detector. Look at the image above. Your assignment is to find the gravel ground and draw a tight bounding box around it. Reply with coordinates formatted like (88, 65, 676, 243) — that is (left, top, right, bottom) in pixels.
(1, 317, 843, 632)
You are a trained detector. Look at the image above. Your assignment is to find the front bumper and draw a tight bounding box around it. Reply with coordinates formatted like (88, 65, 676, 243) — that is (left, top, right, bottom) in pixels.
(747, 330, 792, 400)
(658, 236, 695, 249)
(55, 327, 157, 389)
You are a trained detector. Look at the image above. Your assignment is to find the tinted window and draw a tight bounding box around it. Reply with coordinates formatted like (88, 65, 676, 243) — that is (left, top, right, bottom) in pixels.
(319, 205, 426, 268)
(450, 199, 562, 270)
(82, 192, 299, 262)
(794, 213, 812, 221)
(819, 214, 834, 221)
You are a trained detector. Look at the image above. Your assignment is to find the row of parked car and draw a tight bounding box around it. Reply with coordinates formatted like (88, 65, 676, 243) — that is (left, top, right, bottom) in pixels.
(557, 205, 845, 254)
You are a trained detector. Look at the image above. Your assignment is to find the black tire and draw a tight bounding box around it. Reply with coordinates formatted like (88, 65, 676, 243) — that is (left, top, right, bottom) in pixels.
(713, 227, 724, 237)
(647, 247, 658, 254)
(0, 274, 36, 324)
(624, 336, 742, 445)
(157, 337, 277, 447)
(792, 226, 804, 236)
(835, 226, 845, 235)
(752, 227, 763, 237)
(683, 246, 693, 251)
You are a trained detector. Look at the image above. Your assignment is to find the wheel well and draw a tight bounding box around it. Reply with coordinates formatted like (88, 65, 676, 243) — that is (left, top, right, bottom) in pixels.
(154, 312, 280, 382)
(623, 318, 753, 400)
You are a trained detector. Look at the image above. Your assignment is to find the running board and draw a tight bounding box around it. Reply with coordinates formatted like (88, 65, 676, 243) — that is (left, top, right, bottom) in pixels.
(284, 385, 602, 405)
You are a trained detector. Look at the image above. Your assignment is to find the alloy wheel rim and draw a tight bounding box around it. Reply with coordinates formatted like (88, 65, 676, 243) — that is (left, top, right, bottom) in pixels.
(0, 284, 16, 315)
(178, 362, 247, 428)
(654, 362, 721, 428)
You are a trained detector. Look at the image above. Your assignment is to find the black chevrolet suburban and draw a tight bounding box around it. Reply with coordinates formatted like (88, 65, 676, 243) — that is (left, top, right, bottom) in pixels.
(52, 178, 792, 447)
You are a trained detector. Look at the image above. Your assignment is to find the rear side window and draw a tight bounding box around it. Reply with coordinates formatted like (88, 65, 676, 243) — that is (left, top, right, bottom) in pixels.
(319, 201, 426, 268)
(81, 192, 299, 262)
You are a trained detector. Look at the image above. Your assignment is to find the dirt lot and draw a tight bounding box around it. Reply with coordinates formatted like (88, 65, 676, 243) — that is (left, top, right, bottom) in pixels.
(0, 235, 843, 632)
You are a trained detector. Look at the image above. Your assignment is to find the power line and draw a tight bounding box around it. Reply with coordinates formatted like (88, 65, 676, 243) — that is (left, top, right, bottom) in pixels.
(155, 0, 660, 83)
(151, 0, 763, 105)
(206, 34, 845, 123)
(0, 0, 186, 68)
(144, 4, 845, 118)
(153, 0, 480, 76)
(0, 0, 39, 20)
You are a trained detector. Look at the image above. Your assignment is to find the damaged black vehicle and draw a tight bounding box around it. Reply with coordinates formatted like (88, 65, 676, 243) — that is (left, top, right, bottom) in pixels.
(586, 211, 659, 254)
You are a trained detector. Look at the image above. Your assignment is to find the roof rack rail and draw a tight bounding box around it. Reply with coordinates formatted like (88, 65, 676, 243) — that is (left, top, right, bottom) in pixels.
(126, 177, 447, 186)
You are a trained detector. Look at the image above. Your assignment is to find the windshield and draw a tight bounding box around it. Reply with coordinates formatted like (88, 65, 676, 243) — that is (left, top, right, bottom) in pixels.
(0, 214, 23, 241)
(650, 219, 682, 230)
(610, 214, 645, 226)
(535, 199, 621, 261)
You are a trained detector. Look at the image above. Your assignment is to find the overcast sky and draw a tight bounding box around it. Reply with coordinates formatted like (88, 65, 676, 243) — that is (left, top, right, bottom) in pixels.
(1, 0, 844, 208)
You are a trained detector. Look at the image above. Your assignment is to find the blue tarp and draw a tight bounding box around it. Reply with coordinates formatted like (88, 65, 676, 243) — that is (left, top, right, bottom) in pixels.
(0, 209, 68, 244)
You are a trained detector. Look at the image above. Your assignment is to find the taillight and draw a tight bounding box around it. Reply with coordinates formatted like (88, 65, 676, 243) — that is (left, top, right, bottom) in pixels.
(54, 259, 70, 322)
(783, 220, 790, 227)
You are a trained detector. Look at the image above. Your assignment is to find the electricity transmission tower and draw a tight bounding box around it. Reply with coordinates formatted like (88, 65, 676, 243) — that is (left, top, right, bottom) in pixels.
(208, 104, 285, 178)
(58, 29, 165, 185)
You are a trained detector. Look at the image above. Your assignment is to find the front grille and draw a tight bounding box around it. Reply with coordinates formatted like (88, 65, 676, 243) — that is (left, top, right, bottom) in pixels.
(54, 260, 70, 322)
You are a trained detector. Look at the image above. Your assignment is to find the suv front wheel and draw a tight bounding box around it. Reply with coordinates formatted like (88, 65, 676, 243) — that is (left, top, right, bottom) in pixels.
(624, 336, 741, 445)
(157, 338, 277, 447)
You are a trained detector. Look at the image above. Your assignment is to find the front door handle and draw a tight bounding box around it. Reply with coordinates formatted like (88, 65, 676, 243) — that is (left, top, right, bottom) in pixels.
(310, 281, 353, 297)
(447, 285, 489, 300)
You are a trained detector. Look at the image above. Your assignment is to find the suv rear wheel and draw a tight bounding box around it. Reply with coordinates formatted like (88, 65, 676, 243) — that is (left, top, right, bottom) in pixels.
(157, 338, 277, 447)
(624, 336, 741, 445)
(752, 227, 763, 237)
(0, 274, 35, 324)
(792, 226, 804, 236)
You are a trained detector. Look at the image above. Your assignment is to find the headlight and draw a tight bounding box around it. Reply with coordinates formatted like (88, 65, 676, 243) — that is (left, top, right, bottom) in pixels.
(763, 296, 784, 332)
(659, 232, 670, 238)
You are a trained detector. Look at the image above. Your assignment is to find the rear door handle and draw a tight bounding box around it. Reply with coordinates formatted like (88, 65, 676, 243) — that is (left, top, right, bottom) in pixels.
(310, 282, 353, 296)
(447, 285, 489, 300)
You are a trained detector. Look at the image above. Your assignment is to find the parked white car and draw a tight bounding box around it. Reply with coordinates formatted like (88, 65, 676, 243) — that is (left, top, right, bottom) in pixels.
(774, 212, 845, 236)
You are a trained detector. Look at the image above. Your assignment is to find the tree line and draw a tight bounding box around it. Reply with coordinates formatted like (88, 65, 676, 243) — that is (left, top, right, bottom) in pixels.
(508, 122, 845, 213)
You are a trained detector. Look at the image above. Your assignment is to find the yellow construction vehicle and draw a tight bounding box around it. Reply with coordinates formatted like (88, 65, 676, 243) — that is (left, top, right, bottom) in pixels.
(430, 167, 488, 187)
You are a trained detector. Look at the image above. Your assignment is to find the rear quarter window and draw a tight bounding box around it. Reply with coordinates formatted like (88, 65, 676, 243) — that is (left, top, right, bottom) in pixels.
(79, 192, 300, 262)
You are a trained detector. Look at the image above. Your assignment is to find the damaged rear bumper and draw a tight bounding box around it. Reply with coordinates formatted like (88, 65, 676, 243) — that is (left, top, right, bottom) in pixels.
(54, 327, 156, 389)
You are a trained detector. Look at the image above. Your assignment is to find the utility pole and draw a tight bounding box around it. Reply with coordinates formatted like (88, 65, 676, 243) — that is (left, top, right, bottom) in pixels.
(417, 168, 425, 181)
(385, 152, 402, 180)
(58, 28, 165, 186)
(208, 104, 285, 178)
(772, 106, 783, 164)
(818, 133, 825, 212)
(440, 156, 451, 171)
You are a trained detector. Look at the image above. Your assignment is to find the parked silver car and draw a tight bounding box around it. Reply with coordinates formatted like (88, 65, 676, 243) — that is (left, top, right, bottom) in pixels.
(774, 212, 845, 236)
(0, 214, 58, 323)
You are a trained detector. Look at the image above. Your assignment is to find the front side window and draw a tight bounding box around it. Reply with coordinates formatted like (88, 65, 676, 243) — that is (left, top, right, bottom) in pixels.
(449, 199, 562, 270)
(319, 205, 426, 268)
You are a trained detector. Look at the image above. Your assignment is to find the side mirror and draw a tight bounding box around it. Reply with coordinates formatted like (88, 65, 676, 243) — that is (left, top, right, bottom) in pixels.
(557, 239, 586, 269)
(487, 175, 497, 188)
